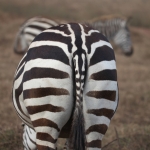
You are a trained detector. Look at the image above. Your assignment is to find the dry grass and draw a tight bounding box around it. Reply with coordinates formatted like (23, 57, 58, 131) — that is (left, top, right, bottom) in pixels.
(0, 0, 150, 27)
(0, 127, 23, 150)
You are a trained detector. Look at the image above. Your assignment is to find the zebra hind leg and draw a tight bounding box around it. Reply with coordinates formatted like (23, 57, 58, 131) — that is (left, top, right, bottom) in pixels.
(23, 125, 37, 150)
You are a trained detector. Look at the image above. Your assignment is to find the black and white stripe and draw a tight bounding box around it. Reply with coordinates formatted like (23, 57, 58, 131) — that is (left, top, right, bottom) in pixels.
(22, 124, 36, 150)
(22, 124, 70, 150)
(12, 23, 119, 150)
(14, 17, 59, 54)
(88, 15, 133, 56)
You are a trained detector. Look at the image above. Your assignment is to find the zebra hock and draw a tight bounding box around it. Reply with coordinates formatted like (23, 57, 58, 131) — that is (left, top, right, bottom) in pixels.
(12, 23, 119, 150)
(13, 17, 59, 54)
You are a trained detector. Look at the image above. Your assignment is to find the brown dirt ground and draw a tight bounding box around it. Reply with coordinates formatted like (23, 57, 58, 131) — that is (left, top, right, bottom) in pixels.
(0, 0, 150, 149)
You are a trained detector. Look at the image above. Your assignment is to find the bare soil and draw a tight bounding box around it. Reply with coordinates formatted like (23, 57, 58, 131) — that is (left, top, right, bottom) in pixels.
(0, 0, 150, 149)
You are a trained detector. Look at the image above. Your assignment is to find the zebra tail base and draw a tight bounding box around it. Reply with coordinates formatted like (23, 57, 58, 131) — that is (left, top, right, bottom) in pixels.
(69, 106, 85, 150)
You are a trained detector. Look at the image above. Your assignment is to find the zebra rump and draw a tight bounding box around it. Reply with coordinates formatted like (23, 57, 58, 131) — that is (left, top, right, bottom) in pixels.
(12, 23, 118, 150)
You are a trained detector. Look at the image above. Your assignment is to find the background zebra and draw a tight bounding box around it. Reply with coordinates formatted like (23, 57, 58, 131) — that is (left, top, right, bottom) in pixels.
(88, 15, 133, 56)
(12, 23, 119, 150)
(13, 16, 59, 54)
(14, 15, 133, 56)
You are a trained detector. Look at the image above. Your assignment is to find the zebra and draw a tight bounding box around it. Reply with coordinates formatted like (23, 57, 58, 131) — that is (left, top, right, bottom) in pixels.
(88, 15, 133, 56)
(13, 16, 59, 54)
(12, 23, 119, 150)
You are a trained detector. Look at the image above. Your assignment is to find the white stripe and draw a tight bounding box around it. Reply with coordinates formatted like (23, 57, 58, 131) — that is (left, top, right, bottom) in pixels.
(23, 78, 71, 91)
(35, 126, 59, 139)
(84, 115, 110, 130)
(24, 95, 72, 108)
(83, 96, 117, 111)
(36, 139, 55, 149)
(86, 29, 100, 35)
(19, 92, 30, 117)
(76, 82, 80, 87)
(80, 24, 88, 54)
(86, 132, 104, 142)
(14, 71, 24, 89)
(15, 62, 25, 77)
(30, 21, 53, 29)
(67, 24, 77, 53)
(89, 60, 116, 77)
(85, 80, 117, 93)
(30, 111, 64, 122)
(24, 34, 35, 42)
(24, 59, 71, 76)
(74, 55, 80, 78)
(81, 53, 85, 72)
(29, 41, 70, 58)
(43, 29, 69, 37)
(24, 27, 42, 35)
(15, 53, 27, 75)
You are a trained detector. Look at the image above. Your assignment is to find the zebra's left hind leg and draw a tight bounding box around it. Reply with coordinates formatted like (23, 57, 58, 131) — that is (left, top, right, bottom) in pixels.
(23, 125, 37, 150)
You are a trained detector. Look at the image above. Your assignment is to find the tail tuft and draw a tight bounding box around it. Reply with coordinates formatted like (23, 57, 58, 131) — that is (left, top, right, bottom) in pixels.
(69, 105, 85, 150)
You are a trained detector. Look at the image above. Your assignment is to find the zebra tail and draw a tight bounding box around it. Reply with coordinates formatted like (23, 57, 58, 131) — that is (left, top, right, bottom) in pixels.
(69, 56, 86, 150)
